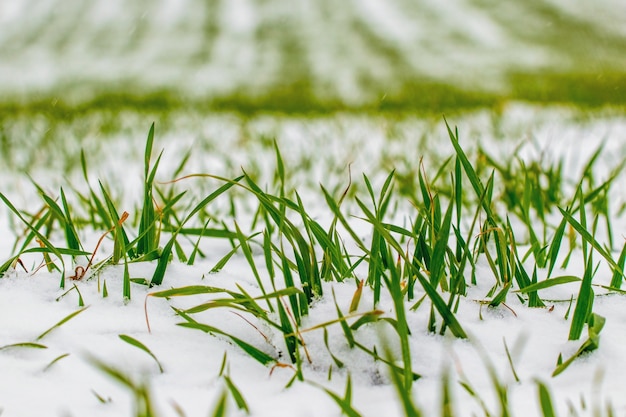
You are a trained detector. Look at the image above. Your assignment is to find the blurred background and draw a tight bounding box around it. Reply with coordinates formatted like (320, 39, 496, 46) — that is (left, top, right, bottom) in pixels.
(1, 0, 625, 114)
(1, 0, 625, 185)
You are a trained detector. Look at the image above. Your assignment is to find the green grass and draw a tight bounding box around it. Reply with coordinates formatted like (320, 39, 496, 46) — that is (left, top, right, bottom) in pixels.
(511, 72, 626, 107)
(0, 71, 625, 124)
(1, 119, 625, 416)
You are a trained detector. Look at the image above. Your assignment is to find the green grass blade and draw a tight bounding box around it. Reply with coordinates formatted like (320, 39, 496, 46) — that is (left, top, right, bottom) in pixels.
(441, 365, 454, 417)
(38, 188, 82, 252)
(175, 227, 237, 240)
(0, 342, 48, 351)
(138, 123, 161, 256)
(333, 289, 355, 348)
(515, 276, 581, 293)
(386, 345, 423, 417)
(559, 208, 621, 274)
(150, 235, 174, 287)
(277, 300, 298, 364)
(43, 353, 70, 372)
(148, 285, 228, 298)
(278, 244, 301, 323)
(263, 230, 277, 290)
(555, 313, 605, 376)
(536, 381, 558, 417)
(430, 198, 454, 287)
(223, 375, 250, 413)
(60, 187, 82, 251)
(383, 255, 414, 390)
(36, 306, 89, 341)
(210, 390, 229, 417)
(144, 123, 155, 179)
(119, 334, 164, 373)
(177, 322, 275, 365)
(320, 185, 368, 253)
(233, 222, 269, 302)
(489, 283, 511, 307)
(273, 139, 285, 194)
(181, 175, 244, 225)
(99, 180, 134, 261)
(210, 245, 240, 273)
(568, 252, 594, 341)
(323, 328, 345, 368)
(444, 118, 496, 223)
(546, 217, 568, 278)
(123, 255, 131, 300)
(318, 375, 363, 417)
(610, 242, 626, 288)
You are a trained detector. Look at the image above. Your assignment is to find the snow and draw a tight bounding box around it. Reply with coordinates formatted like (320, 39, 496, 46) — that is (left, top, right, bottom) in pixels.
(1, 239, 625, 416)
(1, 106, 626, 416)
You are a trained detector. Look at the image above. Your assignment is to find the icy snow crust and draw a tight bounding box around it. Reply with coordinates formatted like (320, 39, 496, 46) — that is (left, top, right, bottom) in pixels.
(1, 108, 626, 416)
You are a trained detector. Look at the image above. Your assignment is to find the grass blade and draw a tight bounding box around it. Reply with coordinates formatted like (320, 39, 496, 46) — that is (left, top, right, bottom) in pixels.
(430, 198, 454, 287)
(36, 306, 89, 341)
(0, 342, 47, 351)
(119, 334, 164, 373)
(536, 381, 558, 417)
(223, 375, 250, 413)
(610, 242, 626, 288)
(177, 321, 275, 366)
(559, 208, 621, 274)
(568, 251, 594, 341)
(210, 390, 229, 417)
(137, 123, 161, 256)
(515, 276, 581, 293)
(445, 118, 496, 224)
(555, 313, 605, 376)
(148, 285, 228, 298)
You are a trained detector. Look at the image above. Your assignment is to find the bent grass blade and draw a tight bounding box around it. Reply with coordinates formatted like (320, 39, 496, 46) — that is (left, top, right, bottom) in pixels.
(119, 334, 164, 373)
(0, 342, 47, 351)
(43, 353, 70, 372)
(177, 321, 275, 366)
(36, 306, 89, 341)
(554, 313, 605, 377)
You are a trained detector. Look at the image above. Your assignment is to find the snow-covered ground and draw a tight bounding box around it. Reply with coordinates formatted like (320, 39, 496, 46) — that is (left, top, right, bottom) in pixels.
(2, 252, 626, 417)
(1, 107, 626, 416)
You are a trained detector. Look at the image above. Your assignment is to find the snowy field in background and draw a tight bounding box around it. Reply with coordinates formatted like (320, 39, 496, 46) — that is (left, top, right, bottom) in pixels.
(0, 0, 625, 103)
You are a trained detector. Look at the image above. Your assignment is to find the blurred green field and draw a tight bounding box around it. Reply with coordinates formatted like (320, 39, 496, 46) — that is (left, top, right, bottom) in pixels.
(1, 0, 625, 116)
(1, 0, 625, 184)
